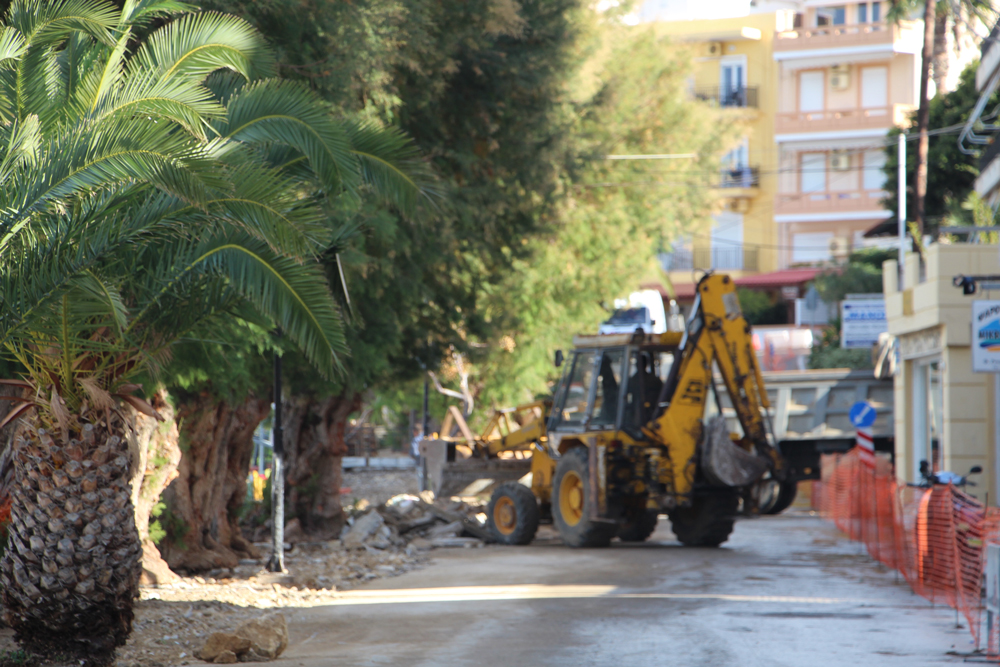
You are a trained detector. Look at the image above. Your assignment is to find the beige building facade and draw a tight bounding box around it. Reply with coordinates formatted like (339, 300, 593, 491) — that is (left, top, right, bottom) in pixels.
(884, 245, 1000, 505)
(772, 2, 922, 267)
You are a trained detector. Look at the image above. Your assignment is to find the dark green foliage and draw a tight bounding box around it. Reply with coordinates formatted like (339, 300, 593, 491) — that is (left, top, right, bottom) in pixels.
(882, 64, 997, 233)
(808, 321, 873, 370)
(737, 288, 787, 326)
(813, 248, 896, 304)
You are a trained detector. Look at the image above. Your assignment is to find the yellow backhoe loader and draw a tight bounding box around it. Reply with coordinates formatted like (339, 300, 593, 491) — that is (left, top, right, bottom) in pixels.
(427, 272, 785, 548)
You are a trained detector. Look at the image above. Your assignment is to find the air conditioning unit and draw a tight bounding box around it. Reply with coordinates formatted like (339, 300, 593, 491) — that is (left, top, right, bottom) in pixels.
(829, 236, 851, 259)
(829, 64, 850, 90)
(705, 41, 724, 57)
(830, 152, 850, 171)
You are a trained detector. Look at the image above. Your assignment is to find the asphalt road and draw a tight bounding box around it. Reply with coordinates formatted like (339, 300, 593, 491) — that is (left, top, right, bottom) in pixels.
(274, 511, 974, 666)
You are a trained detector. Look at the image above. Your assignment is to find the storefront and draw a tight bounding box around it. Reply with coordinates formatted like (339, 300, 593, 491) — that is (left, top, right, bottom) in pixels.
(884, 244, 1000, 504)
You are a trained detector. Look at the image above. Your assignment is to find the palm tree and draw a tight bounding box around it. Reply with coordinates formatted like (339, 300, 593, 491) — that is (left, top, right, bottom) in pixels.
(888, 0, 994, 237)
(0, 0, 426, 663)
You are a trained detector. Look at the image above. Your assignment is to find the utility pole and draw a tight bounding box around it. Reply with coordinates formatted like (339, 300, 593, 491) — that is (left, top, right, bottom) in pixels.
(898, 132, 907, 280)
(267, 344, 285, 573)
(422, 378, 430, 437)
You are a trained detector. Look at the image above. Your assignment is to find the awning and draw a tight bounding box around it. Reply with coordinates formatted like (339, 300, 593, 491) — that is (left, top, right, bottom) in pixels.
(734, 268, 821, 289)
(641, 282, 697, 301)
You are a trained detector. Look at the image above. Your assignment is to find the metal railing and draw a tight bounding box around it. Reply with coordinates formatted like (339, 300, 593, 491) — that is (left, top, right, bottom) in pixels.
(694, 86, 759, 109)
(661, 246, 759, 272)
(718, 166, 759, 188)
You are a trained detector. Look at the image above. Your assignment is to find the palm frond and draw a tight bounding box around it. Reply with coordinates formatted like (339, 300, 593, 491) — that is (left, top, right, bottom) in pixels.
(346, 120, 438, 217)
(134, 11, 274, 83)
(221, 79, 359, 193)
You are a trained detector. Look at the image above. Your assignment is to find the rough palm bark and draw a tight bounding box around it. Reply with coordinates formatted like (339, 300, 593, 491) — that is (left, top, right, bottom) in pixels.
(158, 394, 270, 572)
(283, 392, 361, 540)
(914, 0, 937, 237)
(1, 411, 141, 665)
(130, 392, 181, 585)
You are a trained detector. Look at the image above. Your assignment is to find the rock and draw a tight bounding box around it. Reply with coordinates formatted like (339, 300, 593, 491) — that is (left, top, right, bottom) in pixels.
(214, 650, 238, 664)
(408, 537, 434, 551)
(427, 520, 462, 539)
(234, 611, 290, 660)
(342, 511, 385, 548)
(195, 633, 251, 662)
(282, 518, 308, 544)
(430, 537, 483, 548)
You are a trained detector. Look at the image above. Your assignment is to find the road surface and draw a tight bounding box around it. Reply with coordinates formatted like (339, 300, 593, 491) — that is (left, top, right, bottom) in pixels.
(275, 511, 975, 666)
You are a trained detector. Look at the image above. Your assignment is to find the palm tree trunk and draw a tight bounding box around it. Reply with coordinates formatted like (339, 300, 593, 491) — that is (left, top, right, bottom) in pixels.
(914, 0, 937, 238)
(1, 412, 141, 666)
(282, 392, 361, 540)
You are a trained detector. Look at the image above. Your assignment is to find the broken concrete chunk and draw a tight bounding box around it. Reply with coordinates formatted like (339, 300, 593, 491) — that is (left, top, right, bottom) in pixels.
(427, 520, 462, 539)
(342, 511, 385, 548)
(213, 650, 238, 664)
(234, 611, 289, 660)
(195, 632, 251, 662)
(430, 537, 483, 548)
(408, 537, 434, 551)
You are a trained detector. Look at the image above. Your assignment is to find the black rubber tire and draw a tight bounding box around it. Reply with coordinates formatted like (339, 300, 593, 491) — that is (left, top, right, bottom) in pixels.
(668, 491, 739, 547)
(553, 447, 616, 548)
(486, 482, 540, 545)
(763, 481, 798, 516)
(617, 509, 659, 542)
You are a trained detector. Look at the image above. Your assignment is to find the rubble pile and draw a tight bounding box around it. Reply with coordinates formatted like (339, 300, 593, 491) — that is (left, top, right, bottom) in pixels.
(349, 494, 493, 552)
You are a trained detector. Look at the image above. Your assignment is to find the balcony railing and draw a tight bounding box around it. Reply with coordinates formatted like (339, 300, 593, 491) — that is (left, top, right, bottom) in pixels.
(773, 20, 917, 52)
(661, 246, 759, 272)
(774, 189, 887, 217)
(694, 86, 759, 109)
(718, 166, 760, 189)
(775, 104, 913, 135)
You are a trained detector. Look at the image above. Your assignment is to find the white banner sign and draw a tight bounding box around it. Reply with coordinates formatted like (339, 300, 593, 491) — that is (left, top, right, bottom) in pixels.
(841, 299, 887, 349)
(973, 300, 1000, 372)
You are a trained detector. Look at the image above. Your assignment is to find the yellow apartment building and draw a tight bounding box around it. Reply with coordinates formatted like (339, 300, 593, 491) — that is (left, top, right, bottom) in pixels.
(654, 12, 783, 287)
(772, 2, 922, 267)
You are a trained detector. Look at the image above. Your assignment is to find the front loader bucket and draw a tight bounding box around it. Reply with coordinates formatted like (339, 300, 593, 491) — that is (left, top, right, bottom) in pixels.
(421, 439, 531, 497)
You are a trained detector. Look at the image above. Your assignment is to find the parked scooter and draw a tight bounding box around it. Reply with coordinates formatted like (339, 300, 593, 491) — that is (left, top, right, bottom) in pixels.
(916, 460, 982, 488)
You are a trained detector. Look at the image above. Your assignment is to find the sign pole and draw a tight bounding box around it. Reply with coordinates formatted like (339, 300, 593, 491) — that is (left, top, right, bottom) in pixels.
(898, 132, 906, 284)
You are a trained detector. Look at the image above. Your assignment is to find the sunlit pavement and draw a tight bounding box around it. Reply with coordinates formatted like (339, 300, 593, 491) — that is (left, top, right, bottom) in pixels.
(274, 511, 973, 666)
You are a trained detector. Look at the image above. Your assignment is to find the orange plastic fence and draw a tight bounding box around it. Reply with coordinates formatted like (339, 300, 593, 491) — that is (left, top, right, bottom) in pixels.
(815, 451, 995, 648)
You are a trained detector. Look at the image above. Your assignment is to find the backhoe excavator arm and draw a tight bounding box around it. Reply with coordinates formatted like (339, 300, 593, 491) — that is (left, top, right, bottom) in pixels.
(647, 273, 784, 503)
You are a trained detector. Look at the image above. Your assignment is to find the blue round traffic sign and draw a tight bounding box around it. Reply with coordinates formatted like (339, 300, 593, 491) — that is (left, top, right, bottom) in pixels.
(849, 401, 877, 429)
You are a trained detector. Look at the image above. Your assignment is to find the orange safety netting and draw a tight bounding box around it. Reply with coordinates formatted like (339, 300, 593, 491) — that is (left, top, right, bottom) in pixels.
(815, 450, 997, 649)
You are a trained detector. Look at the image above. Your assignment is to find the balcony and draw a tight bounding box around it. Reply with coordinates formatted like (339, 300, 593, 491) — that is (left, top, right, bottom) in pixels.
(661, 246, 759, 272)
(775, 104, 913, 136)
(774, 189, 887, 217)
(979, 21, 1000, 90)
(773, 20, 918, 54)
(718, 166, 759, 189)
(694, 86, 759, 109)
(979, 137, 1000, 173)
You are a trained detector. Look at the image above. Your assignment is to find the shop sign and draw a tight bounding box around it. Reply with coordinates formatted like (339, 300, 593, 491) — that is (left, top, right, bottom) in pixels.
(972, 300, 1000, 372)
(841, 298, 887, 349)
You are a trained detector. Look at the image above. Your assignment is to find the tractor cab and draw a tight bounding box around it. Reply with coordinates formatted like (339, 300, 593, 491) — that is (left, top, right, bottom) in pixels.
(549, 332, 682, 440)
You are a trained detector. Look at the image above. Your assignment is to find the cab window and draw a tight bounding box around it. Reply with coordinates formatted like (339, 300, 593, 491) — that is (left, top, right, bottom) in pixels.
(557, 351, 596, 427)
(590, 349, 625, 428)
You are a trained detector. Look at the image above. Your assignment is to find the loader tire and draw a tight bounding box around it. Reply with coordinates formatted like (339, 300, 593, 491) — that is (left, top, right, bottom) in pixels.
(553, 447, 615, 548)
(617, 509, 659, 542)
(669, 491, 739, 547)
(763, 481, 797, 516)
(487, 482, 540, 545)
